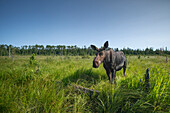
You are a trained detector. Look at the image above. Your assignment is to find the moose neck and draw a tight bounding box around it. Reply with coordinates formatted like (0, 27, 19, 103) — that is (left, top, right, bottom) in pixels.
(103, 48, 113, 63)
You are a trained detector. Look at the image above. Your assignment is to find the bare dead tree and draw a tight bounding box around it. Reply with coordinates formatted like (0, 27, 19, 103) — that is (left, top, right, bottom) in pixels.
(73, 84, 100, 97)
(9, 46, 11, 58)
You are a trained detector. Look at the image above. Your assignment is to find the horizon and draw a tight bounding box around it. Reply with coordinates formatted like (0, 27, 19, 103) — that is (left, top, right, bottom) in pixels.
(0, 43, 168, 51)
(0, 0, 170, 50)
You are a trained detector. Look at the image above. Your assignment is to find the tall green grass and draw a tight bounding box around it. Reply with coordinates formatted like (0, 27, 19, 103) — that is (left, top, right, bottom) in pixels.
(0, 55, 169, 112)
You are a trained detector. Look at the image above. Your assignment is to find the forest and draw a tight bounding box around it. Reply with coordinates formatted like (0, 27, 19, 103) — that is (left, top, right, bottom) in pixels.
(0, 44, 169, 56)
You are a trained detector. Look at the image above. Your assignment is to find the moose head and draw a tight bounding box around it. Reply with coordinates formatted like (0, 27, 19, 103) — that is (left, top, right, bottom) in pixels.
(91, 41, 109, 68)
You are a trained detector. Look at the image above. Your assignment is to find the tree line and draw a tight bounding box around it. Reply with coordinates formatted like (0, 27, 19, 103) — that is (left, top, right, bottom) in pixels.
(0, 44, 169, 56)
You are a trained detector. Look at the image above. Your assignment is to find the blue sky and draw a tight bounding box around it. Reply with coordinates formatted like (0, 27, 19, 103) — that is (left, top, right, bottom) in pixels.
(0, 0, 170, 50)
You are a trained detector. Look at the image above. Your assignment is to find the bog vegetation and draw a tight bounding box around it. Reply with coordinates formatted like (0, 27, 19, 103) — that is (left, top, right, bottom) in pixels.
(0, 55, 169, 112)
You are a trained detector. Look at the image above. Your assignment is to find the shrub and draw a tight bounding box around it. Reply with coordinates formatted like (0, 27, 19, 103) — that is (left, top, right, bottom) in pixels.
(30, 53, 38, 66)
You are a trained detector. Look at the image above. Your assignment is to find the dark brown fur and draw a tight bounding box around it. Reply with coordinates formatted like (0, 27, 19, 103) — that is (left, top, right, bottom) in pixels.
(91, 41, 127, 83)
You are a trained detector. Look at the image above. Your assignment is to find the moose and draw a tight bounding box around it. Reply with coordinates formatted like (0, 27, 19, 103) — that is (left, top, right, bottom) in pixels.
(91, 41, 127, 84)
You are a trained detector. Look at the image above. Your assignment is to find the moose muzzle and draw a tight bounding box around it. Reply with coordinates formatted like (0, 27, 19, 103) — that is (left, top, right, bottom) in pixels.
(93, 58, 101, 68)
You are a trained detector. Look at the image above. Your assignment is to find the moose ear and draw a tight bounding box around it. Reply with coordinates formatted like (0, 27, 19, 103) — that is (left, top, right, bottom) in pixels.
(104, 41, 109, 48)
(91, 45, 99, 51)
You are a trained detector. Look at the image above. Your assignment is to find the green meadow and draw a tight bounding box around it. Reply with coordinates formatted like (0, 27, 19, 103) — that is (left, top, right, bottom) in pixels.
(0, 55, 169, 112)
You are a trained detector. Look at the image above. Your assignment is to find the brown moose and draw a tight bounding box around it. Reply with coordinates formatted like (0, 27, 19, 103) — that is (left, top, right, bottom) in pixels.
(91, 41, 127, 84)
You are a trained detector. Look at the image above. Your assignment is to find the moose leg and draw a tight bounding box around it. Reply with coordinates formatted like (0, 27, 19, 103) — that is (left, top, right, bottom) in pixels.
(106, 70, 112, 82)
(123, 61, 126, 77)
(104, 64, 112, 83)
(123, 66, 126, 77)
(112, 69, 116, 84)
